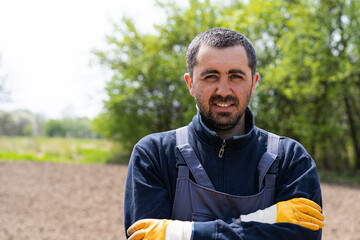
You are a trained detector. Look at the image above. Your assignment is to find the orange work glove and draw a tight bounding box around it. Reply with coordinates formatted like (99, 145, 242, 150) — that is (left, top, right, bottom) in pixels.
(239, 198, 324, 231)
(276, 198, 324, 230)
(127, 219, 192, 240)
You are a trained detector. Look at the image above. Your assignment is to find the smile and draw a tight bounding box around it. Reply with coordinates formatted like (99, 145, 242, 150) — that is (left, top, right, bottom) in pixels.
(216, 103, 232, 108)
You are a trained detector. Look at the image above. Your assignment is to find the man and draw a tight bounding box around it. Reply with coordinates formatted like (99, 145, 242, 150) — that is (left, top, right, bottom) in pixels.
(124, 28, 324, 240)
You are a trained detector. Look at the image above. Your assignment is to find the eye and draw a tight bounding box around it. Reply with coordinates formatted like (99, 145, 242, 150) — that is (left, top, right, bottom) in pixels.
(204, 75, 218, 81)
(229, 75, 243, 81)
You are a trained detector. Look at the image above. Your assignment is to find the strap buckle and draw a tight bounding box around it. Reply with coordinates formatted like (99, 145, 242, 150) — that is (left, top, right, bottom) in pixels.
(268, 159, 279, 175)
(175, 147, 186, 168)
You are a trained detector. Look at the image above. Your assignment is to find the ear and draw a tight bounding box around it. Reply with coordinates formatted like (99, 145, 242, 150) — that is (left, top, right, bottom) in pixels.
(184, 73, 194, 97)
(251, 72, 260, 96)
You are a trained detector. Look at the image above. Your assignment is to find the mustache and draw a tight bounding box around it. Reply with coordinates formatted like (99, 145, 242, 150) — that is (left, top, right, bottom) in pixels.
(209, 95, 239, 104)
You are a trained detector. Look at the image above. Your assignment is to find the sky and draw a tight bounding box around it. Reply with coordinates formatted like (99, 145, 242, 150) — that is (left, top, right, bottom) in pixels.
(0, 0, 181, 119)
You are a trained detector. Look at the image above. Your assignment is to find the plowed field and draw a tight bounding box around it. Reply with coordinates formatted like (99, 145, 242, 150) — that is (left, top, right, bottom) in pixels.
(0, 161, 358, 239)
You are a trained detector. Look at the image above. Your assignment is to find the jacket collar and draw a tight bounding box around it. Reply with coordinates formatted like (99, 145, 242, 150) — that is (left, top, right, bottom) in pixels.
(191, 106, 256, 145)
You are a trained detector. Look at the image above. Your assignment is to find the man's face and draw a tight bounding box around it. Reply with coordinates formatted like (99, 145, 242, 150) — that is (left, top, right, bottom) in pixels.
(185, 44, 259, 132)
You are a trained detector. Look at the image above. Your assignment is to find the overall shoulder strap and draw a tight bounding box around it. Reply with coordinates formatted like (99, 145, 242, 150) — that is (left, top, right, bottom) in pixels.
(175, 126, 215, 190)
(176, 126, 189, 146)
(267, 132, 280, 174)
(257, 132, 280, 191)
(267, 132, 280, 155)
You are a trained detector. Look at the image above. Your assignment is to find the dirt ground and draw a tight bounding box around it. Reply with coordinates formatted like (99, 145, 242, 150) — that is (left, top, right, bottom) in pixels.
(0, 161, 359, 240)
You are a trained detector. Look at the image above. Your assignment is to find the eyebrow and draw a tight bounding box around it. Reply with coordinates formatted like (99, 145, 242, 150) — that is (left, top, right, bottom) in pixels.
(200, 69, 219, 77)
(228, 69, 247, 76)
(200, 68, 247, 77)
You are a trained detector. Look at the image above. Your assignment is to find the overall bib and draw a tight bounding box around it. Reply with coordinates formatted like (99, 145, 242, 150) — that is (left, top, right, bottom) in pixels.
(171, 126, 279, 222)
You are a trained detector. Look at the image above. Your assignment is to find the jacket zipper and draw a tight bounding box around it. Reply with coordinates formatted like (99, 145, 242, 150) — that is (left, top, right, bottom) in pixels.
(218, 139, 226, 158)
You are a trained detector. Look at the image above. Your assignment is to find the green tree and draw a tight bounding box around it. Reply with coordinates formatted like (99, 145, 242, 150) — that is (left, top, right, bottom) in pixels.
(44, 118, 98, 138)
(225, 0, 360, 170)
(94, 0, 360, 170)
(93, 0, 226, 152)
(44, 119, 65, 137)
(0, 110, 37, 136)
(62, 118, 98, 138)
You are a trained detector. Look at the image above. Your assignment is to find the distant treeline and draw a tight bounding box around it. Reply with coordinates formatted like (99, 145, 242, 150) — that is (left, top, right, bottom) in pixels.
(0, 110, 100, 139)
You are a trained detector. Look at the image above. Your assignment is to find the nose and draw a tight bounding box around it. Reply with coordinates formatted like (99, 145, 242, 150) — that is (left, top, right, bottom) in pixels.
(215, 77, 232, 97)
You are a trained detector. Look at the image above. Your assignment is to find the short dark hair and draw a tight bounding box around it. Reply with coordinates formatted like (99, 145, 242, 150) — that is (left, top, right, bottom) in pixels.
(186, 28, 257, 79)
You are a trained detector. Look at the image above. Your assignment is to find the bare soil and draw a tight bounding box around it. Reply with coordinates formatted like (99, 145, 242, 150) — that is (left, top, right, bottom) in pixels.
(0, 161, 359, 240)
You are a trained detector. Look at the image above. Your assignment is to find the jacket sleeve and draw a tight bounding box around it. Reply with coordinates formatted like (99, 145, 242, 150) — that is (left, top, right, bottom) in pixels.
(193, 221, 321, 240)
(124, 140, 175, 238)
(192, 139, 323, 240)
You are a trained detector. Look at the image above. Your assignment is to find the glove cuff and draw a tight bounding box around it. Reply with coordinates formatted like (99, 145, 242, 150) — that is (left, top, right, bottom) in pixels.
(240, 204, 277, 224)
(165, 221, 192, 240)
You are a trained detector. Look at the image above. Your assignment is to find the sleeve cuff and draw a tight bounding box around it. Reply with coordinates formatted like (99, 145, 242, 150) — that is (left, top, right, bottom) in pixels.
(165, 221, 192, 240)
(240, 204, 277, 224)
(193, 221, 217, 239)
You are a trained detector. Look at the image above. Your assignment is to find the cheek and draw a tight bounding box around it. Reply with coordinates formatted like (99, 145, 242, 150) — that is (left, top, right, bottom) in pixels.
(195, 82, 214, 97)
(193, 85, 210, 101)
(235, 84, 253, 96)
(193, 88, 209, 107)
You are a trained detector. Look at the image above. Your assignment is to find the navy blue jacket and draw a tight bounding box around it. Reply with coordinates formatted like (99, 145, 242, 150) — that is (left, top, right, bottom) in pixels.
(124, 108, 322, 239)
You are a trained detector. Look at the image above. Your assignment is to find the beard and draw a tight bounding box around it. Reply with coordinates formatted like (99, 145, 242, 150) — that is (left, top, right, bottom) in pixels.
(196, 94, 249, 132)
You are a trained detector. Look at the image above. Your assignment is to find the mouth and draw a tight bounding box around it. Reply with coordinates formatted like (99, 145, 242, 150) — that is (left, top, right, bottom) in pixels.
(209, 95, 239, 111)
(213, 102, 235, 111)
(216, 103, 232, 108)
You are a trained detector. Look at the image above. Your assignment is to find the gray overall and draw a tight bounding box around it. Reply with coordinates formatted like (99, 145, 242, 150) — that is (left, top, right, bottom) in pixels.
(171, 126, 280, 222)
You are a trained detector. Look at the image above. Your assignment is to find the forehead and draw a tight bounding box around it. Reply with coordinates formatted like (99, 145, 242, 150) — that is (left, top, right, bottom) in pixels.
(195, 44, 250, 72)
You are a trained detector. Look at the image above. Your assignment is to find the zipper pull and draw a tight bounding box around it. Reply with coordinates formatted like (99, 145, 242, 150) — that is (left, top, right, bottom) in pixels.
(218, 140, 226, 158)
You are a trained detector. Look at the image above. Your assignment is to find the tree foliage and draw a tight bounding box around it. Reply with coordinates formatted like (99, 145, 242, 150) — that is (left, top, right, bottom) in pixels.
(0, 110, 98, 139)
(0, 110, 42, 137)
(231, 0, 360, 170)
(94, 0, 360, 170)
(44, 118, 98, 138)
(93, 0, 225, 151)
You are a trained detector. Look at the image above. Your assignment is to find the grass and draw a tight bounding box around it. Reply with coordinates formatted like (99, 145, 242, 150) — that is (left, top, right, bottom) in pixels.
(1, 136, 359, 186)
(0, 136, 128, 164)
